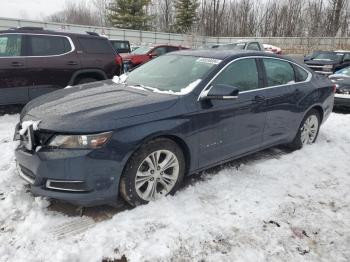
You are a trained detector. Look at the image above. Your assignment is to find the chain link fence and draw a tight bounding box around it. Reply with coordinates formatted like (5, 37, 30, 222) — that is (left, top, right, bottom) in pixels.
(1, 17, 350, 54)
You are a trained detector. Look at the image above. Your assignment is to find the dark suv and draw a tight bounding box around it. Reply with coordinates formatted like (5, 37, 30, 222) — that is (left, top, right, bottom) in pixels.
(0, 27, 123, 106)
(305, 50, 350, 75)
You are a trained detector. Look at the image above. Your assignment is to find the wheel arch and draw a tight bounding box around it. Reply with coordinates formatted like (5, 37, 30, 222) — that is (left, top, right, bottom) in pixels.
(311, 105, 324, 123)
(121, 133, 192, 179)
(69, 69, 108, 85)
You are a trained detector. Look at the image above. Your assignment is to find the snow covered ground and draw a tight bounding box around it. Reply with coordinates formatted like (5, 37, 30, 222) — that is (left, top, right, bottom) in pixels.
(0, 113, 349, 262)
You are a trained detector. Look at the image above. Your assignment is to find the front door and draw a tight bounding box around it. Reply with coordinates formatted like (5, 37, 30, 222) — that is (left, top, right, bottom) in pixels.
(195, 58, 267, 167)
(0, 34, 30, 105)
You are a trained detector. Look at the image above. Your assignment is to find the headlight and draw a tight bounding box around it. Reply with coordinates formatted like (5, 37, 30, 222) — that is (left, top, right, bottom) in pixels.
(323, 65, 333, 71)
(48, 132, 113, 149)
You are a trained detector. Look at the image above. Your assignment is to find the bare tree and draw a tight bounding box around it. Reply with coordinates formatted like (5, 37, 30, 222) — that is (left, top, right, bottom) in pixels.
(46, 1, 102, 26)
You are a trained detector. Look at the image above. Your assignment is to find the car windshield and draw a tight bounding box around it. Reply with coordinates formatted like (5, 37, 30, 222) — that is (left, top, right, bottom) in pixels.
(124, 55, 221, 94)
(217, 43, 246, 50)
(111, 41, 129, 50)
(131, 46, 153, 54)
(335, 67, 350, 77)
(313, 53, 343, 61)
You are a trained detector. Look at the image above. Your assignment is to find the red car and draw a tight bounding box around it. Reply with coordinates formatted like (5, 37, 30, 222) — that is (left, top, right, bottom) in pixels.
(121, 45, 187, 71)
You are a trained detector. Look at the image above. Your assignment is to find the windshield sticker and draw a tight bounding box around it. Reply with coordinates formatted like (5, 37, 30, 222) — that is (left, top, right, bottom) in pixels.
(196, 58, 222, 65)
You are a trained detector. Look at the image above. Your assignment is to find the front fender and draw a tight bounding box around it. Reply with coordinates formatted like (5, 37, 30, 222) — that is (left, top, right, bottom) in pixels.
(107, 117, 196, 176)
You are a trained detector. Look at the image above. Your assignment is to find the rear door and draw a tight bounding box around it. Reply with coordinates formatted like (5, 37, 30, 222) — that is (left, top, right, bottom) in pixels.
(0, 34, 30, 105)
(25, 34, 80, 100)
(260, 57, 309, 146)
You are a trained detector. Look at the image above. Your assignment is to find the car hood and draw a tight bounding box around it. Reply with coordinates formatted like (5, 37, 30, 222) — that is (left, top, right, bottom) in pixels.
(120, 53, 146, 60)
(21, 80, 179, 133)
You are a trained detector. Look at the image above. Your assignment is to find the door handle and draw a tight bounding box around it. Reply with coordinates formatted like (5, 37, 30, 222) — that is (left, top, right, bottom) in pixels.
(11, 61, 24, 67)
(67, 61, 78, 66)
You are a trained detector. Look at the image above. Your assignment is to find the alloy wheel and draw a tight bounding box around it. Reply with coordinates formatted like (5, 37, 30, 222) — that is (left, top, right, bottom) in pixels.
(300, 115, 319, 145)
(135, 150, 179, 201)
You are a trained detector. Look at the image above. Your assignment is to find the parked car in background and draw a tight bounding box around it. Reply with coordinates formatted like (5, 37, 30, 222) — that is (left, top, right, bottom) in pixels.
(305, 50, 350, 75)
(110, 40, 131, 54)
(214, 40, 264, 51)
(263, 44, 282, 55)
(14, 50, 334, 207)
(0, 27, 123, 106)
(121, 44, 187, 71)
(304, 50, 322, 62)
(329, 66, 350, 108)
(131, 45, 140, 52)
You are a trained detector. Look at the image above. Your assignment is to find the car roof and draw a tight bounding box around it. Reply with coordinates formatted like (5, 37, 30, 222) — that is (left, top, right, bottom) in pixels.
(0, 28, 106, 39)
(168, 49, 282, 60)
(110, 39, 130, 42)
(318, 50, 350, 54)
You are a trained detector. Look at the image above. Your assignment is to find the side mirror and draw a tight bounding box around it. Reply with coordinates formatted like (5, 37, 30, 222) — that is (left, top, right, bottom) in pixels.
(200, 84, 239, 100)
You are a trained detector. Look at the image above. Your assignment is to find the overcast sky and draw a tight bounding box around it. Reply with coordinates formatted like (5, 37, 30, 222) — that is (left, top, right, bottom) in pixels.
(0, 0, 66, 20)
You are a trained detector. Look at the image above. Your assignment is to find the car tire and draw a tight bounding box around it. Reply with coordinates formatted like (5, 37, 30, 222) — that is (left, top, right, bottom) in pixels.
(76, 77, 98, 85)
(289, 109, 321, 150)
(119, 138, 185, 206)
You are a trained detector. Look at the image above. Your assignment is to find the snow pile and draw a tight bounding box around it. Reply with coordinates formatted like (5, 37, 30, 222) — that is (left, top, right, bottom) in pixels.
(19, 120, 41, 135)
(113, 74, 201, 95)
(0, 113, 349, 262)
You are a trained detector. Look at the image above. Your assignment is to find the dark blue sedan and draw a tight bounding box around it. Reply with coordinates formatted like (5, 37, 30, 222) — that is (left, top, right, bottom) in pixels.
(14, 50, 335, 207)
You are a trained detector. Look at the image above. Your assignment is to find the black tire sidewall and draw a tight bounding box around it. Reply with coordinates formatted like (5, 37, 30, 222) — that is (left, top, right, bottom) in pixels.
(292, 109, 321, 149)
(120, 138, 185, 206)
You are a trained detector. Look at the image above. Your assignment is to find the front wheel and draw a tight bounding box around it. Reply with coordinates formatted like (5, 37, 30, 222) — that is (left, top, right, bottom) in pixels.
(120, 138, 185, 206)
(289, 109, 321, 150)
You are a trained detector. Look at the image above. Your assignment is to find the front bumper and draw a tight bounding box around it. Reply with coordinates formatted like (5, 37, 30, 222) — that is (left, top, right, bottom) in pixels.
(334, 94, 350, 108)
(15, 146, 123, 207)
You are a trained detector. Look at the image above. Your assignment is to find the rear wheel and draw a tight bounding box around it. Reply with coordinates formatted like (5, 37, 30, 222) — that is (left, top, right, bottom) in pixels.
(120, 138, 185, 206)
(289, 109, 321, 150)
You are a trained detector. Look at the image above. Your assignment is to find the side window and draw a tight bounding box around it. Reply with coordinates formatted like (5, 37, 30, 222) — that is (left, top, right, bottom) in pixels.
(0, 34, 22, 57)
(343, 53, 350, 62)
(153, 47, 167, 56)
(263, 58, 295, 86)
(78, 38, 113, 54)
(294, 65, 309, 82)
(247, 42, 261, 51)
(212, 58, 259, 92)
(167, 46, 179, 52)
(29, 35, 71, 56)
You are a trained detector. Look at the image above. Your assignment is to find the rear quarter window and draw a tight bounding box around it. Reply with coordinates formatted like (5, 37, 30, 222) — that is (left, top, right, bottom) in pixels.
(294, 65, 309, 82)
(78, 37, 114, 54)
(263, 58, 295, 86)
(28, 35, 71, 56)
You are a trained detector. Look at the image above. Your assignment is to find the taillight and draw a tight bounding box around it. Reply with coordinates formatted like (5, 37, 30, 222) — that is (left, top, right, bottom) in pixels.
(115, 54, 123, 66)
(332, 84, 337, 93)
